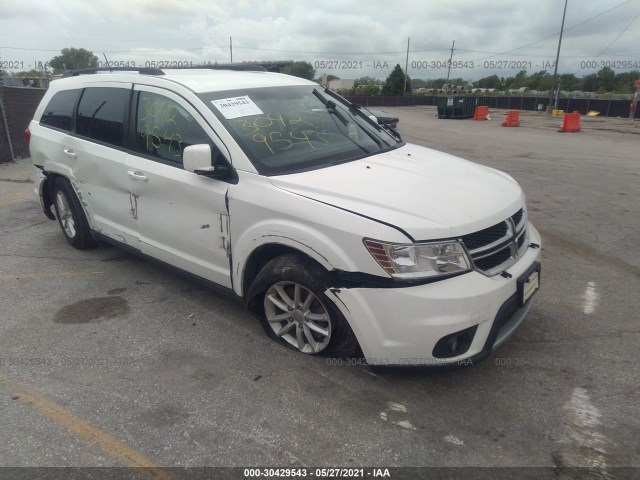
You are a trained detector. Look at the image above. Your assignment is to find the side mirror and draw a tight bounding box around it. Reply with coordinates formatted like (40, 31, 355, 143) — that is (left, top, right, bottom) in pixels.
(368, 114, 378, 123)
(183, 144, 229, 179)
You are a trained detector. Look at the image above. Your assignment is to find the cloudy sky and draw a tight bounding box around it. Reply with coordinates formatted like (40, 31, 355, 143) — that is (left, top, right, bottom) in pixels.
(1, 0, 639, 80)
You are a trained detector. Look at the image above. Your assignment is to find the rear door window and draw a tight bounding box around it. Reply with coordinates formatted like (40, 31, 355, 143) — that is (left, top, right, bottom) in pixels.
(40, 89, 81, 131)
(76, 87, 130, 147)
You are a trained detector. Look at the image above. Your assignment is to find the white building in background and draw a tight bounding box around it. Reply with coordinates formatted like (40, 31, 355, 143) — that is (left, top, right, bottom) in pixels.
(328, 79, 354, 91)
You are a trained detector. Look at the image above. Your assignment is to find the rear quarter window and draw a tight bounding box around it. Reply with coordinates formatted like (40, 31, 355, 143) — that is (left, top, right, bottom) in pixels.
(40, 89, 81, 131)
(76, 87, 130, 147)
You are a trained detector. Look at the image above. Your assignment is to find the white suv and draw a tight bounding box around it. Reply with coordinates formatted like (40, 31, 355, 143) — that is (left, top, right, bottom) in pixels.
(28, 67, 541, 366)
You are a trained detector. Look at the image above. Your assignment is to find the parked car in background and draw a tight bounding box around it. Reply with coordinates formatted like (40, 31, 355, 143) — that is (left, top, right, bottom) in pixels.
(368, 109, 399, 130)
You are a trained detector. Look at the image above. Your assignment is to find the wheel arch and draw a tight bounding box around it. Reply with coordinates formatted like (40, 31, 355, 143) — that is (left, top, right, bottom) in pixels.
(47, 173, 96, 230)
(243, 251, 361, 357)
(39, 171, 58, 220)
(240, 242, 330, 309)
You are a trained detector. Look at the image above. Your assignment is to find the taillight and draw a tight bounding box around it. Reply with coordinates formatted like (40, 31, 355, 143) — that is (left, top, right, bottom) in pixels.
(24, 128, 31, 145)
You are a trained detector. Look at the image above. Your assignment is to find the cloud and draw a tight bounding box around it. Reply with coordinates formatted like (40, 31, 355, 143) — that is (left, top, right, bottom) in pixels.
(1, 0, 638, 79)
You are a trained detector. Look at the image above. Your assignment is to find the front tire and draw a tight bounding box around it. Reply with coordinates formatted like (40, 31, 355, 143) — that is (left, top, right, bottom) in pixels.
(247, 254, 359, 357)
(52, 177, 96, 250)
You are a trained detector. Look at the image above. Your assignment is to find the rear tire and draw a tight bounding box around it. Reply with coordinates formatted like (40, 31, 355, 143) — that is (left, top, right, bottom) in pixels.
(247, 254, 359, 357)
(52, 177, 96, 250)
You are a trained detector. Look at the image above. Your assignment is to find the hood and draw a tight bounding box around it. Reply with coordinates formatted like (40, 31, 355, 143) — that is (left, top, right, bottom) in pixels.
(269, 143, 524, 241)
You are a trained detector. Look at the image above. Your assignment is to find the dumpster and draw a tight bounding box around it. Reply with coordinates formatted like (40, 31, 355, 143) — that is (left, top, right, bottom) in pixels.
(436, 97, 482, 119)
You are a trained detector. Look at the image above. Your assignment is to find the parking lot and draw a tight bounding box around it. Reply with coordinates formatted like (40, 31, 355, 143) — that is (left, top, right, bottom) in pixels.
(1, 107, 638, 476)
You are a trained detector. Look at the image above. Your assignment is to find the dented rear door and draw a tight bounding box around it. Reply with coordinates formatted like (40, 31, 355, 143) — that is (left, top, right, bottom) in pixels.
(69, 83, 140, 249)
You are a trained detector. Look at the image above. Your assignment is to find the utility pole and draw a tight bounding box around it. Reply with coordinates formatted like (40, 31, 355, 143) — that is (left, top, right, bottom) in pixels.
(403, 37, 410, 92)
(446, 40, 455, 83)
(230, 36, 233, 63)
(42, 63, 50, 89)
(551, 0, 568, 109)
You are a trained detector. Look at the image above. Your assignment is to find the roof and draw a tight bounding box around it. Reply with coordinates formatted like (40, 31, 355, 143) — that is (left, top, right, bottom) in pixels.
(160, 69, 316, 92)
(50, 68, 317, 94)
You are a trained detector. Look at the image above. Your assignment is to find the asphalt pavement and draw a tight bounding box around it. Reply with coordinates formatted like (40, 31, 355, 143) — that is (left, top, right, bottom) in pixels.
(0, 108, 638, 478)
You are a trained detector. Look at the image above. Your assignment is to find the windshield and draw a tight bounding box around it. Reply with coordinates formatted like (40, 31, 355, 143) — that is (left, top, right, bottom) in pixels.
(200, 86, 402, 175)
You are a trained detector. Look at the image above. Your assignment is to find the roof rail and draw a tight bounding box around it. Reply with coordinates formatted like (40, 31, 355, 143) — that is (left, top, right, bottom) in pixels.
(62, 67, 165, 77)
(61, 64, 267, 78)
(164, 64, 267, 72)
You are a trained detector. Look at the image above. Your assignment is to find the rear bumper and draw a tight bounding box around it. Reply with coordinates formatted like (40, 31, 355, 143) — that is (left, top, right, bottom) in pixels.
(33, 165, 55, 220)
(326, 223, 542, 366)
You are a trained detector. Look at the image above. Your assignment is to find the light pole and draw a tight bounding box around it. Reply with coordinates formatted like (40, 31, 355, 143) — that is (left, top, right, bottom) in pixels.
(403, 38, 410, 93)
(446, 40, 455, 83)
(550, 0, 569, 109)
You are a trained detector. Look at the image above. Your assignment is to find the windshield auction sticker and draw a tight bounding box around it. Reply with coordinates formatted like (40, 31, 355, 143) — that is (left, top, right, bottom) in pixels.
(211, 96, 263, 119)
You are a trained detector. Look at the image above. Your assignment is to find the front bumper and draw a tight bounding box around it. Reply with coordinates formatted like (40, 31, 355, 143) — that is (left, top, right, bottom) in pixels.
(326, 223, 542, 366)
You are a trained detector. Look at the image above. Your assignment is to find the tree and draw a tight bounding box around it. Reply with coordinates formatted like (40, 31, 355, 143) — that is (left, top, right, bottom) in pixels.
(529, 70, 553, 91)
(350, 77, 382, 95)
(582, 73, 599, 92)
(558, 73, 581, 92)
(475, 74, 501, 89)
(354, 84, 381, 95)
(502, 71, 523, 90)
(281, 61, 315, 80)
(353, 76, 382, 86)
(596, 67, 616, 93)
(15, 69, 44, 78)
(512, 69, 528, 88)
(49, 48, 99, 73)
(613, 70, 640, 93)
(423, 78, 448, 89)
(381, 64, 408, 95)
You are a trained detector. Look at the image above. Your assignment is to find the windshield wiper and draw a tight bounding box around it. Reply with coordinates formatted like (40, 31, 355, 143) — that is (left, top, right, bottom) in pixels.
(322, 88, 401, 145)
(312, 89, 348, 126)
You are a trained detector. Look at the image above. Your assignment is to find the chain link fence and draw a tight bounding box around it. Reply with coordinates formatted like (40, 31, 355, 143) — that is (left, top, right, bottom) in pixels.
(347, 94, 636, 118)
(0, 74, 46, 163)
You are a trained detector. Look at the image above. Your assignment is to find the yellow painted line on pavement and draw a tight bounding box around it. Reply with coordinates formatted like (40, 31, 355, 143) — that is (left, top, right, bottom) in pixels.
(0, 271, 99, 280)
(0, 375, 179, 480)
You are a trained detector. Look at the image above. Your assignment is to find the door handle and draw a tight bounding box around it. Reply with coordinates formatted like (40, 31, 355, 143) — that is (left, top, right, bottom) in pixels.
(63, 148, 77, 158)
(128, 170, 148, 182)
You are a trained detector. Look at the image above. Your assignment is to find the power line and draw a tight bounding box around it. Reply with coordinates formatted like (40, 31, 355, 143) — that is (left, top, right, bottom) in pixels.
(574, 8, 640, 75)
(2, 43, 638, 59)
(471, 0, 637, 62)
(1, 0, 638, 60)
(458, 50, 638, 58)
(0, 44, 452, 55)
(0, 45, 228, 53)
(592, 10, 640, 59)
(233, 46, 448, 54)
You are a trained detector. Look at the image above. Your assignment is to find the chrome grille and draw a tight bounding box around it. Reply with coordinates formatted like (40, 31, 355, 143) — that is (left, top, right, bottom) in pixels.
(462, 208, 528, 276)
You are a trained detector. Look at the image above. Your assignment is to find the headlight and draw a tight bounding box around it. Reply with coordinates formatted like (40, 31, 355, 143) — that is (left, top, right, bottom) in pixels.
(363, 239, 471, 280)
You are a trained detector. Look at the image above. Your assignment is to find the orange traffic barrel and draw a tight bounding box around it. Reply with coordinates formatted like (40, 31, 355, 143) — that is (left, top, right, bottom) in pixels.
(473, 106, 489, 121)
(559, 112, 581, 132)
(502, 110, 520, 127)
